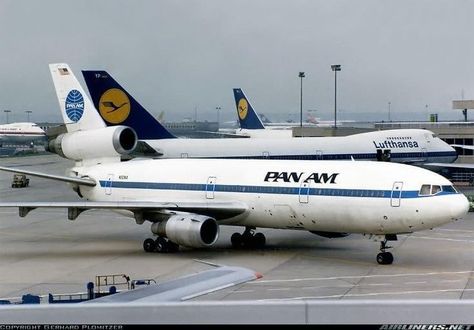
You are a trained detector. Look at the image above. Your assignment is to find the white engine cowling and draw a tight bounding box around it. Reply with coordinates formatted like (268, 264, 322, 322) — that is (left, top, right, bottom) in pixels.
(49, 126, 137, 161)
(150, 214, 219, 248)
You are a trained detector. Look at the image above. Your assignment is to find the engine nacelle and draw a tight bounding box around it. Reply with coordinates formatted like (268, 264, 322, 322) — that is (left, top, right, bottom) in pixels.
(48, 126, 137, 161)
(150, 214, 219, 248)
(310, 231, 350, 238)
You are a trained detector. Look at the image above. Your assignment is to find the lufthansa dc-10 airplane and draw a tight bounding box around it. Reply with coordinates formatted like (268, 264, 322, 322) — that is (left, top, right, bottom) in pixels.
(79, 70, 457, 165)
(0, 63, 468, 266)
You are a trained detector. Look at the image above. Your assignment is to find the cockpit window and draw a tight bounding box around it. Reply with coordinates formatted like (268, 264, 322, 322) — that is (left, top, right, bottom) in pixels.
(432, 134, 438, 138)
(442, 185, 458, 194)
(431, 185, 441, 195)
(419, 184, 431, 196)
(419, 184, 458, 196)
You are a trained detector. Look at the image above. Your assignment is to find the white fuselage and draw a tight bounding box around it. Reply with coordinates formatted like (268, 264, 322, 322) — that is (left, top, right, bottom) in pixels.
(0, 122, 46, 145)
(233, 128, 293, 138)
(145, 129, 456, 164)
(75, 159, 468, 235)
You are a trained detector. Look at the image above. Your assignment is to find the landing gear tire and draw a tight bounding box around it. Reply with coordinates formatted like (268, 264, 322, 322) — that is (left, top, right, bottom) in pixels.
(253, 232, 266, 249)
(231, 233, 242, 248)
(167, 240, 180, 252)
(143, 238, 156, 253)
(155, 237, 168, 253)
(376, 252, 394, 265)
(231, 227, 266, 249)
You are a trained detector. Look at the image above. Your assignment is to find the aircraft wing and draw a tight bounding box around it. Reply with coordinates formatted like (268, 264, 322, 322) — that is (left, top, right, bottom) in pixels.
(0, 166, 247, 222)
(82, 264, 262, 303)
(0, 200, 248, 222)
(0, 166, 96, 186)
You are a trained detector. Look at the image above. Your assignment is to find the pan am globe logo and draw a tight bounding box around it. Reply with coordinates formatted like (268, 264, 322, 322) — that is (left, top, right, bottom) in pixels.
(65, 90, 84, 122)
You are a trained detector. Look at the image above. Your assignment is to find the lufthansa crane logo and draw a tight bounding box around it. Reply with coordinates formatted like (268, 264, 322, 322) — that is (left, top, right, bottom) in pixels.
(65, 90, 84, 122)
(99, 88, 131, 124)
(238, 98, 248, 120)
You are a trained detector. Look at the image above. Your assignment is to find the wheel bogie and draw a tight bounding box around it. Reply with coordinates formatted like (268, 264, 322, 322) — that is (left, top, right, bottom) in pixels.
(231, 228, 266, 249)
(143, 237, 180, 253)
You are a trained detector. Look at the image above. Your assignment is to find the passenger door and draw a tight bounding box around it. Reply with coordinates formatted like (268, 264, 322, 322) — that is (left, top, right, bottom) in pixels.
(206, 176, 216, 199)
(105, 174, 114, 195)
(299, 181, 310, 203)
(315, 150, 323, 160)
(390, 181, 403, 207)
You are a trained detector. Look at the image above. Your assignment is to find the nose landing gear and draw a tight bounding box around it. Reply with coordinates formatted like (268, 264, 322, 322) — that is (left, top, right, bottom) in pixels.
(376, 235, 397, 265)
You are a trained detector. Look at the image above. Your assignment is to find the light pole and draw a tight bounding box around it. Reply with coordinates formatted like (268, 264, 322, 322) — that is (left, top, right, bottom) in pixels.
(298, 72, 305, 127)
(331, 64, 341, 128)
(25, 110, 32, 122)
(388, 102, 391, 121)
(215, 106, 221, 128)
(4, 110, 11, 124)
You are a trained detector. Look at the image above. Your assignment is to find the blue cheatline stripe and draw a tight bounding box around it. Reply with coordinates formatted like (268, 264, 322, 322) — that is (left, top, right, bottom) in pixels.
(193, 151, 457, 161)
(99, 181, 458, 199)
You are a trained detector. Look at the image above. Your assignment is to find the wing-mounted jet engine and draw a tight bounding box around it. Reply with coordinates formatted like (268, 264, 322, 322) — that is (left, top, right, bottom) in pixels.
(146, 214, 220, 252)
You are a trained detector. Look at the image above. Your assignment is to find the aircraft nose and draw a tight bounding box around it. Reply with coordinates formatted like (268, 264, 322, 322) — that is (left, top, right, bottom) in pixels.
(451, 194, 470, 219)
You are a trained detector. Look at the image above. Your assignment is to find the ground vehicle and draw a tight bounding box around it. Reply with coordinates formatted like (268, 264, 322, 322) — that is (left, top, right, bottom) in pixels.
(11, 174, 29, 188)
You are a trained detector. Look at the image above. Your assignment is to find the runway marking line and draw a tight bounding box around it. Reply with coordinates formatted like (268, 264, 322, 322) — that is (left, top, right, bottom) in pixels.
(412, 236, 474, 243)
(258, 287, 474, 300)
(251, 270, 474, 284)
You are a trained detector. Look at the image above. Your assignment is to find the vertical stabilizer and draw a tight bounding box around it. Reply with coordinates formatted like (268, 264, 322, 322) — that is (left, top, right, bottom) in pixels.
(49, 63, 105, 133)
(232, 88, 266, 130)
(82, 70, 176, 139)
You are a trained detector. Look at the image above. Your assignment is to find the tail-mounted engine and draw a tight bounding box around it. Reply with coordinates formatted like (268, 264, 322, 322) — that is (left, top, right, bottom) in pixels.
(47, 126, 137, 161)
(151, 214, 219, 248)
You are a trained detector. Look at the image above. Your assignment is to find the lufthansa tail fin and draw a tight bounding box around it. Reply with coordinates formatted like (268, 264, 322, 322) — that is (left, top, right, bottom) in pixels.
(82, 70, 176, 139)
(49, 63, 106, 133)
(232, 88, 265, 130)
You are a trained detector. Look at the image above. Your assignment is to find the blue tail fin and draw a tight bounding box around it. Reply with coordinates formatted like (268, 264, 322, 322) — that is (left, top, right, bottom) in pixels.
(232, 88, 265, 130)
(82, 71, 176, 139)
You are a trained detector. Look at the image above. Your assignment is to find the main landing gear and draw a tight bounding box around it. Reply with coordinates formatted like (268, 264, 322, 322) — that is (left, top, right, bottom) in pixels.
(143, 237, 179, 253)
(376, 234, 397, 265)
(231, 227, 266, 249)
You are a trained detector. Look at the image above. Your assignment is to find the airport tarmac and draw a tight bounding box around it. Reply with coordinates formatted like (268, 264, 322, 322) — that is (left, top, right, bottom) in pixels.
(1, 154, 474, 302)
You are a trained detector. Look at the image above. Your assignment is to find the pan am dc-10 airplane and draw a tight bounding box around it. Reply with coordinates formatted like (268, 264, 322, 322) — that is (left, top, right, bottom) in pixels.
(0, 63, 468, 266)
(79, 69, 457, 164)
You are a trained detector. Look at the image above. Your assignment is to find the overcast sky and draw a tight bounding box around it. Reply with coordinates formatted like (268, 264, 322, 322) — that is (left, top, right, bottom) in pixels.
(1, 0, 473, 124)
